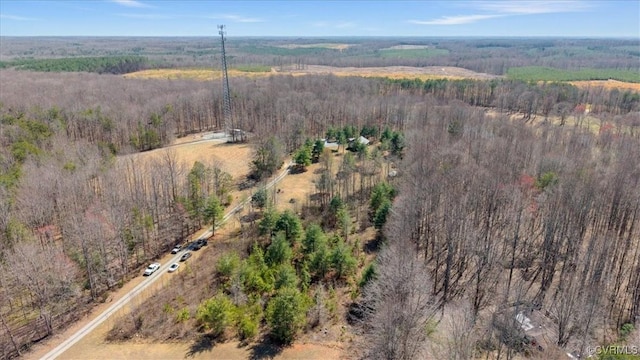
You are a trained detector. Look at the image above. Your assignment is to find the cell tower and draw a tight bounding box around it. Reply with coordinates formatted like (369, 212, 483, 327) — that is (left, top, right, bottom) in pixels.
(218, 24, 234, 141)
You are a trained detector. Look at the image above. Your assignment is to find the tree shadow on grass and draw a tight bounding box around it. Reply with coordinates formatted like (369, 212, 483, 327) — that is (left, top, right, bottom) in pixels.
(248, 336, 284, 360)
(185, 334, 220, 358)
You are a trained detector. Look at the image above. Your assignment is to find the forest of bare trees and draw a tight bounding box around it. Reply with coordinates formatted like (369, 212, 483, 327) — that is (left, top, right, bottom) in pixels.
(0, 37, 639, 358)
(360, 94, 640, 358)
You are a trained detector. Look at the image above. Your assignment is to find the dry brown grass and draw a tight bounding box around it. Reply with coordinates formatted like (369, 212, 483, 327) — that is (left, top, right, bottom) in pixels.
(123, 68, 273, 81)
(272, 166, 319, 213)
(126, 67, 640, 94)
(570, 79, 640, 92)
(117, 138, 253, 181)
(124, 65, 500, 82)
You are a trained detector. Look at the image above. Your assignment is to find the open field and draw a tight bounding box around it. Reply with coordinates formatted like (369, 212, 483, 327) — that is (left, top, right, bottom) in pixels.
(570, 79, 640, 92)
(276, 43, 352, 50)
(123, 68, 274, 81)
(378, 48, 450, 58)
(125, 65, 501, 81)
(117, 136, 253, 181)
(277, 65, 498, 80)
(507, 66, 640, 83)
(124, 65, 640, 92)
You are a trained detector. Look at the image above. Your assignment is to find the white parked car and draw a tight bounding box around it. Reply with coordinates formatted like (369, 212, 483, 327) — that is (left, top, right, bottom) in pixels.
(143, 263, 161, 276)
(168, 263, 179, 273)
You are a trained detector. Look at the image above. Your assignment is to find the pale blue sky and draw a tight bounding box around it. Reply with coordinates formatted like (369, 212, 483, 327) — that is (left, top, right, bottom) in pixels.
(1, 0, 638, 37)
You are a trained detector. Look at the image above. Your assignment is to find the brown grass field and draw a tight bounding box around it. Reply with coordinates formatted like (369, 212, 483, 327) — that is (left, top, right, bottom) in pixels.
(570, 79, 640, 92)
(123, 68, 274, 81)
(116, 136, 253, 181)
(125, 66, 640, 92)
(125, 65, 500, 81)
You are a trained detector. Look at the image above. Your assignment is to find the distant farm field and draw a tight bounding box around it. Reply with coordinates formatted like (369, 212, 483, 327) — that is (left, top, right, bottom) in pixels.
(123, 68, 273, 80)
(238, 45, 341, 56)
(125, 65, 499, 81)
(507, 66, 640, 83)
(124, 66, 640, 92)
(378, 47, 449, 58)
(276, 43, 351, 50)
(570, 79, 640, 92)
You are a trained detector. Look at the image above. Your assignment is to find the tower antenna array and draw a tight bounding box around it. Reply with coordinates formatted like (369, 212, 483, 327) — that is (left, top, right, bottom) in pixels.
(218, 24, 234, 141)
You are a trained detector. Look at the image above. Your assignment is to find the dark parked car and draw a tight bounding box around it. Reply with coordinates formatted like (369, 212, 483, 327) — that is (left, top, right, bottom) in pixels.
(180, 251, 192, 262)
(196, 238, 208, 246)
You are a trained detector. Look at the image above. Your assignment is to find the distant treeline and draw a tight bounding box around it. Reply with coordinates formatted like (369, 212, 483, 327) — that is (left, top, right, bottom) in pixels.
(2, 37, 638, 76)
(0, 55, 150, 74)
(507, 66, 640, 83)
(388, 77, 640, 115)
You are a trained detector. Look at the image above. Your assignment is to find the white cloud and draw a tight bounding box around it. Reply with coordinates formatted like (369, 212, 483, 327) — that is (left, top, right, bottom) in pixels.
(111, 0, 152, 8)
(412, 0, 592, 26)
(208, 14, 263, 23)
(117, 13, 170, 19)
(409, 14, 503, 25)
(336, 22, 356, 29)
(311, 21, 329, 28)
(0, 13, 36, 21)
(476, 1, 592, 14)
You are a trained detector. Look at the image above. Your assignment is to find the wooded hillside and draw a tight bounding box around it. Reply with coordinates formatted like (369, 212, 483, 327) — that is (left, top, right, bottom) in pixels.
(0, 36, 639, 359)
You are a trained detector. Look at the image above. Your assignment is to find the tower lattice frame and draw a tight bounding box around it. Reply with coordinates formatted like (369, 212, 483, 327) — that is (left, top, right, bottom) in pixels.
(218, 24, 234, 141)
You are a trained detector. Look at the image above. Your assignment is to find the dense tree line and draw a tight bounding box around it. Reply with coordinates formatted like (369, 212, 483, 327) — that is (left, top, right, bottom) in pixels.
(391, 77, 640, 116)
(2, 38, 638, 76)
(0, 56, 150, 74)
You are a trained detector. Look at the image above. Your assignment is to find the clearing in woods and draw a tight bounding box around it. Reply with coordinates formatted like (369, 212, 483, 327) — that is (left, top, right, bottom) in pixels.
(125, 66, 640, 92)
(116, 134, 252, 180)
(570, 79, 640, 92)
(125, 65, 500, 81)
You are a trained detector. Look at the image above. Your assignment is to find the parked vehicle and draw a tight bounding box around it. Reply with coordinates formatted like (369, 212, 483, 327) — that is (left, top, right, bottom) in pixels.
(143, 263, 161, 276)
(196, 238, 208, 246)
(171, 244, 183, 254)
(180, 251, 192, 262)
(168, 263, 179, 272)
